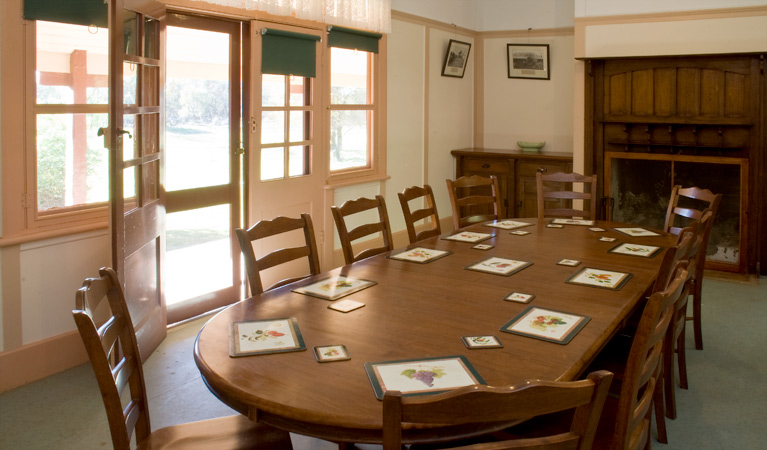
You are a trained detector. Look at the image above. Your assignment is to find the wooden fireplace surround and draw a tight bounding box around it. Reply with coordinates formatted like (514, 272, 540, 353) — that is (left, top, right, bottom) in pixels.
(584, 54, 766, 275)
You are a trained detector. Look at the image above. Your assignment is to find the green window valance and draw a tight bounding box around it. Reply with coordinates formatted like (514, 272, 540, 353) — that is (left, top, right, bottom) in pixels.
(24, 0, 108, 28)
(327, 26, 382, 54)
(261, 28, 321, 78)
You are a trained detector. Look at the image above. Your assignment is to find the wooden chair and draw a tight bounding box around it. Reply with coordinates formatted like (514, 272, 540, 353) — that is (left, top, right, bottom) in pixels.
(663, 185, 722, 350)
(398, 184, 442, 244)
(589, 264, 690, 450)
(445, 175, 502, 231)
(236, 214, 320, 296)
(536, 172, 598, 220)
(331, 195, 394, 265)
(382, 370, 614, 450)
(72, 267, 293, 450)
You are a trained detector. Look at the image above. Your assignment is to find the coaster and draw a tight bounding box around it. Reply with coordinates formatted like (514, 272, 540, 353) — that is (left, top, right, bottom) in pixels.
(314, 345, 351, 362)
(510, 230, 531, 236)
(472, 243, 494, 250)
(546, 224, 564, 228)
(557, 259, 581, 267)
(462, 335, 503, 349)
(504, 292, 535, 303)
(588, 227, 606, 232)
(328, 299, 365, 313)
(598, 236, 617, 242)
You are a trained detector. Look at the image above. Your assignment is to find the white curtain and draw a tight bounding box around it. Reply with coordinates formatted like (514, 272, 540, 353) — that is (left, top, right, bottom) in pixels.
(186, 0, 391, 33)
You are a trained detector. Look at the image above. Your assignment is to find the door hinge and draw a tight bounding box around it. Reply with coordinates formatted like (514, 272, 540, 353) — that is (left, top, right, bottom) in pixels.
(235, 148, 245, 156)
(250, 117, 257, 133)
(320, 230, 324, 246)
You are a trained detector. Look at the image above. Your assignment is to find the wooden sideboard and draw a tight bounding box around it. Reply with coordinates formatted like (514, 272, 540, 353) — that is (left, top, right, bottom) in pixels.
(451, 148, 573, 218)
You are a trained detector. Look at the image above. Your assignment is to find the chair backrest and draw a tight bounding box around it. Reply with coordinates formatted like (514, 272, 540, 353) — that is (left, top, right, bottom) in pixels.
(663, 185, 722, 237)
(611, 266, 689, 450)
(398, 184, 441, 244)
(72, 267, 151, 450)
(536, 172, 598, 220)
(331, 195, 394, 265)
(382, 370, 613, 450)
(445, 175, 502, 231)
(236, 213, 321, 296)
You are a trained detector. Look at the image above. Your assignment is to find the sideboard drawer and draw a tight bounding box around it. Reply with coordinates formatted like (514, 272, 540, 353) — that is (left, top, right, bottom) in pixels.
(464, 158, 511, 174)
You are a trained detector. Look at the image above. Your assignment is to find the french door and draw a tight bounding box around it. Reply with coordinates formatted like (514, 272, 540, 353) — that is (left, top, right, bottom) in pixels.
(108, 0, 167, 360)
(164, 14, 246, 323)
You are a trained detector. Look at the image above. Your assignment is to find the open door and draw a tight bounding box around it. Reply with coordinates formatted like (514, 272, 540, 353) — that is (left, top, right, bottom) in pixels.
(108, 0, 167, 361)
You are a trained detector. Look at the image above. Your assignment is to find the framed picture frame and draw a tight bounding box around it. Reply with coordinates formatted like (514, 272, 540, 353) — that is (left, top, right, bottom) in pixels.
(314, 345, 351, 363)
(442, 231, 494, 243)
(292, 275, 377, 301)
(566, 267, 633, 291)
(465, 257, 533, 277)
(609, 243, 663, 258)
(441, 39, 471, 78)
(388, 247, 452, 264)
(507, 43, 550, 80)
(229, 317, 306, 357)
(462, 335, 503, 349)
(500, 306, 590, 344)
(364, 355, 485, 399)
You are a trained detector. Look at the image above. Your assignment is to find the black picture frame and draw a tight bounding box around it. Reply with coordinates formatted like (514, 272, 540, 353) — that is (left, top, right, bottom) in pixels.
(507, 43, 550, 80)
(441, 39, 471, 78)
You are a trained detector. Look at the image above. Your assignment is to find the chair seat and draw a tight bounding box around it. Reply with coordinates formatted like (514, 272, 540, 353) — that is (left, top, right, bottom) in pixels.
(138, 414, 293, 450)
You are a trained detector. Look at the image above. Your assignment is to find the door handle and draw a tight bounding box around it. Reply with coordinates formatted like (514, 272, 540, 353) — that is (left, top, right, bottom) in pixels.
(97, 127, 132, 139)
(481, 163, 490, 169)
(537, 167, 548, 173)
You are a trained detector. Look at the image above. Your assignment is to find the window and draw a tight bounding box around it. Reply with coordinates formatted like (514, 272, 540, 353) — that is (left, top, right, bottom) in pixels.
(29, 20, 109, 227)
(260, 74, 313, 181)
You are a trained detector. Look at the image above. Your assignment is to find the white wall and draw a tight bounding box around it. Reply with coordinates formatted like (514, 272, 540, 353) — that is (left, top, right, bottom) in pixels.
(483, 34, 574, 153)
(479, 0, 575, 30)
(391, 0, 480, 30)
(575, 0, 767, 17)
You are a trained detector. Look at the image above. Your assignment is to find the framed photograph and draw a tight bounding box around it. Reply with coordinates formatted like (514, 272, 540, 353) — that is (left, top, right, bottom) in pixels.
(442, 231, 494, 243)
(462, 335, 503, 349)
(328, 299, 365, 313)
(388, 247, 452, 264)
(364, 355, 485, 399)
(500, 306, 590, 344)
(507, 43, 550, 80)
(550, 218, 595, 226)
(566, 267, 633, 291)
(613, 227, 662, 237)
(466, 257, 533, 277)
(229, 317, 306, 357)
(609, 243, 662, 258)
(557, 258, 581, 267)
(314, 345, 351, 362)
(292, 275, 377, 301)
(504, 292, 535, 303)
(484, 220, 533, 230)
(441, 39, 471, 78)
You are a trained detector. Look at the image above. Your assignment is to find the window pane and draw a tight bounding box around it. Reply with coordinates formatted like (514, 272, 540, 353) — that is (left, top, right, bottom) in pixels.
(330, 47, 368, 105)
(330, 110, 368, 171)
(124, 167, 136, 209)
(261, 147, 284, 180)
(262, 74, 285, 106)
(36, 113, 109, 211)
(123, 61, 137, 105)
(36, 21, 108, 105)
(289, 76, 310, 106)
(123, 114, 136, 160)
(289, 145, 310, 177)
(166, 26, 231, 191)
(289, 110, 308, 143)
(166, 204, 232, 305)
(261, 111, 284, 144)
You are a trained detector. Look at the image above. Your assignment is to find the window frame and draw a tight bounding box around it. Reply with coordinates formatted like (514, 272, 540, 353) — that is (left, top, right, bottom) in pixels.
(22, 20, 110, 235)
(324, 34, 387, 186)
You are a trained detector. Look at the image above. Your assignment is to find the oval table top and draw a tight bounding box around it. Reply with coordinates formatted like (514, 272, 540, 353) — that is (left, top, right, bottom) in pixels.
(195, 219, 676, 444)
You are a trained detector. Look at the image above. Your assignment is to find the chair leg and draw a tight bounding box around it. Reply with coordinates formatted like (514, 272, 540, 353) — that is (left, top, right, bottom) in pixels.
(654, 376, 668, 444)
(692, 284, 703, 350)
(677, 327, 689, 390)
(663, 344, 677, 420)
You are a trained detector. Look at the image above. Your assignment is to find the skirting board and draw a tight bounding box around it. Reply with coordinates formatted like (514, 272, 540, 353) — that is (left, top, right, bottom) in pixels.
(0, 330, 88, 393)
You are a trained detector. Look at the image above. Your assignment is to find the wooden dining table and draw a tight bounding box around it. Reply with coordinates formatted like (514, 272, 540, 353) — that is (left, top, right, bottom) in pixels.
(194, 219, 676, 445)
